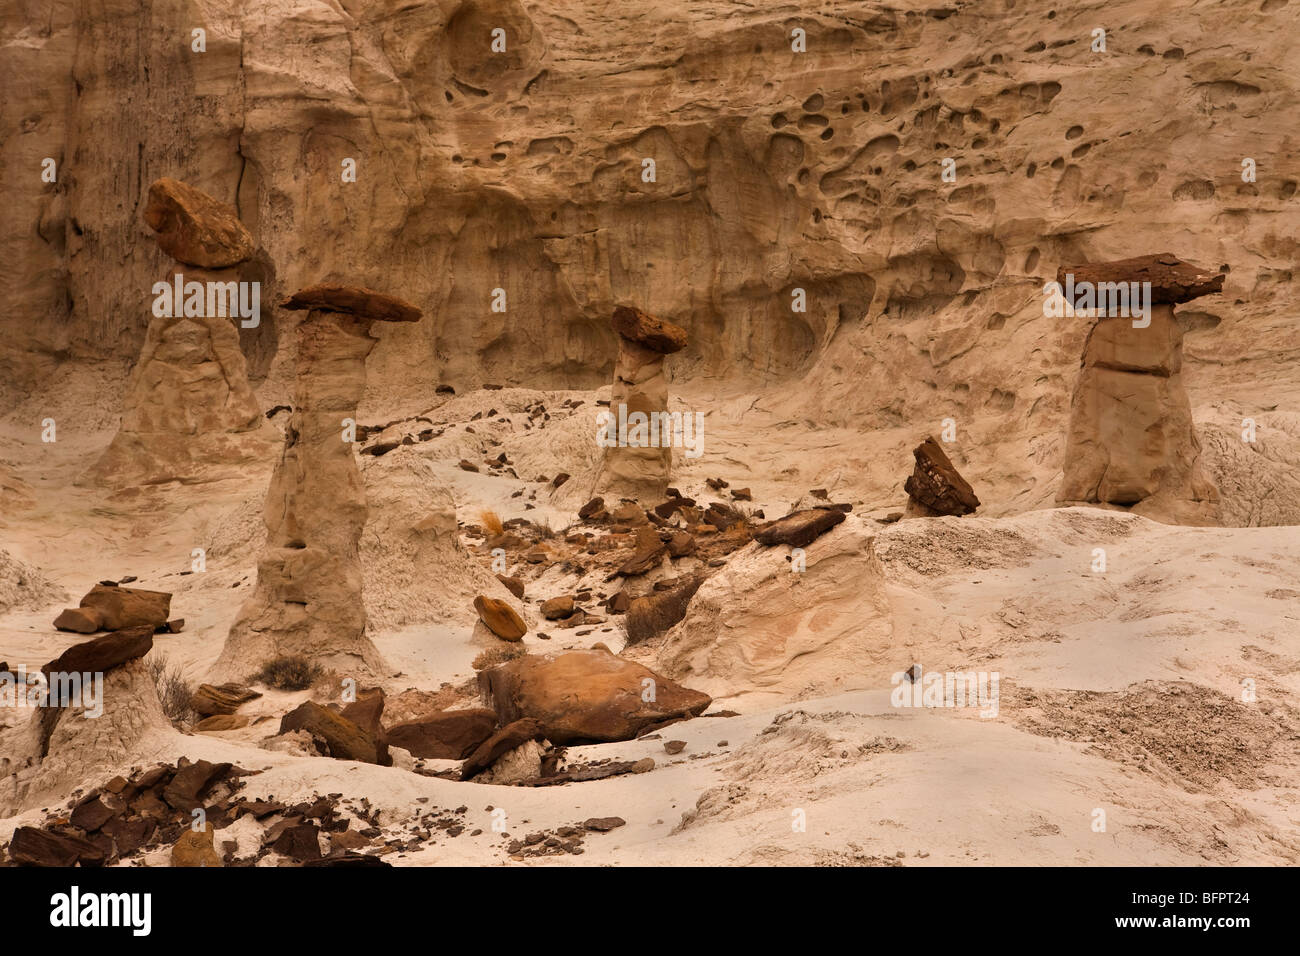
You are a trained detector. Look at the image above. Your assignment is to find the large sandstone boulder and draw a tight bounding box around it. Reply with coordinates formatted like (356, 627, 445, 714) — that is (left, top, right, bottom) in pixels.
(1056, 254, 1224, 524)
(385, 708, 498, 760)
(279, 701, 391, 766)
(477, 648, 712, 744)
(142, 177, 255, 268)
(658, 517, 892, 703)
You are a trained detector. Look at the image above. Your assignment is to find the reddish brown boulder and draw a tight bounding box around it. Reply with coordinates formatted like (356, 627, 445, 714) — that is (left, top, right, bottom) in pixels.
(903, 438, 980, 517)
(385, 708, 498, 760)
(612, 305, 689, 354)
(473, 595, 527, 641)
(625, 574, 705, 645)
(77, 583, 172, 630)
(615, 526, 668, 577)
(43, 627, 153, 685)
(477, 648, 712, 745)
(143, 177, 254, 268)
(8, 826, 106, 867)
(541, 595, 575, 620)
(279, 701, 391, 766)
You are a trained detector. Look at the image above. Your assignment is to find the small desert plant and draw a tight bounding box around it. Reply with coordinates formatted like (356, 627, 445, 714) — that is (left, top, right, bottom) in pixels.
(480, 509, 505, 536)
(472, 644, 528, 670)
(252, 655, 323, 691)
(146, 652, 197, 725)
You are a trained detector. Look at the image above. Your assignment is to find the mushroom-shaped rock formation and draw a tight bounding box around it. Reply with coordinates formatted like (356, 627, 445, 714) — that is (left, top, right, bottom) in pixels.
(592, 306, 690, 502)
(214, 285, 423, 681)
(1055, 253, 1224, 524)
(904, 437, 980, 517)
(82, 178, 276, 488)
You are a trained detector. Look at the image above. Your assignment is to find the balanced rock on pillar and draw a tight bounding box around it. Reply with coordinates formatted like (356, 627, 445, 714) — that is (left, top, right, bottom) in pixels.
(213, 285, 422, 681)
(1055, 253, 1224, 525)
(592, 306, 689, 502)
(82, 178, 276, 488)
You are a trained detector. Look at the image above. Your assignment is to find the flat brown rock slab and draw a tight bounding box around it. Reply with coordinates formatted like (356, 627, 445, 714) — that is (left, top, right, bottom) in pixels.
(280, 284, 422, 323)
(279, 701, 392, 766)
(162, 758, 234, 811)
(8, 826, 107, 867)
(478, 648, 712, 745)
(1056, 253, 1225, 306)
(754, 508, 846, 547)
(385, 708, 498, 760)
(77, 583, 172, 630)
(474, 595, 527, 641)
(904, 437, 980, 516)
(43, 626, 153, 684)
(514, 757, 655, 786)
(460, 717, 545, 780)
(611, 305, 688, 353)
(190, 682, 262, 716)
(143, 177, 254, 268)
(195, 714, 250, 732)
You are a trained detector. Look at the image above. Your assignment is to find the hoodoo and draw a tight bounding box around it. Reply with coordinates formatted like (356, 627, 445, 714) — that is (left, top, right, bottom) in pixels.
(215, 285, 422, 680)
(593, 306, 689, 502)
(1055, 253, 1225, 524)
(83, 178, 275, 488)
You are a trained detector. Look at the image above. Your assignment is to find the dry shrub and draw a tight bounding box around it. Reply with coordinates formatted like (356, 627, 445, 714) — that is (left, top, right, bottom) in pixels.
(480, 509, 505, 536)
(146, 652, 196, 725)
(252, 655, 323, 691)
(472, 644, 528, 670)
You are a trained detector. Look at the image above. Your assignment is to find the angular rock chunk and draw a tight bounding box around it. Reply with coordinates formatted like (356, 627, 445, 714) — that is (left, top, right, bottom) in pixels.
(478, 648, 712, 745)
(53, 606, 104, 634)
(143, 177, 254, 268)
(541, 595, 574, 620)
(903, 438, 980, 516)
(754, 508, 846, 547)
(625, 574, 705, 645)
(460, 718, 546, 780)
(474, 595, 527, 641)
(385, 708, 498, 760)
(279, 701, 391, 765)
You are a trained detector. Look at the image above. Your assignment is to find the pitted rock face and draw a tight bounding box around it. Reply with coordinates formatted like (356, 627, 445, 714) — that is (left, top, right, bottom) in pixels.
(143, 178, 254, 268)
(280, 285, 423, 323)
(611, 306, 689, 354)
(1056, 253, 1225, 307)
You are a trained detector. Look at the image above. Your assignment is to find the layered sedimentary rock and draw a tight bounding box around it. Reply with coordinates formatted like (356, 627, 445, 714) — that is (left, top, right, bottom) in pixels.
(593, 306, 689, 502)
(215, 286, 422, 680)
(904, 437, 980, 517)
(1056, 254, 1224, 524)
(83, 178, 275, 488)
